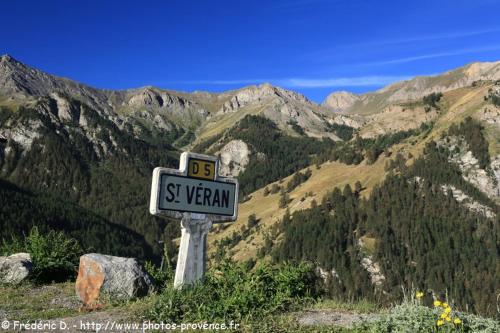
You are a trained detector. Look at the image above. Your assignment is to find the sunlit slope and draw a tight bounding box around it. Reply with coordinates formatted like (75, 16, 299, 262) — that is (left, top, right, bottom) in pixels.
(208, 157, 388, 262)
(331, 61, 500, 115)
(195, 104, 268, 142)
(405, 83, 499, 159)
(358, 82, 499, 159)
(207, 81, 500, 262)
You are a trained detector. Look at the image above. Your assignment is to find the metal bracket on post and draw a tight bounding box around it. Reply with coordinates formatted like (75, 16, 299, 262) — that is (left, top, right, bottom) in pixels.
(174, 213, 213, 289)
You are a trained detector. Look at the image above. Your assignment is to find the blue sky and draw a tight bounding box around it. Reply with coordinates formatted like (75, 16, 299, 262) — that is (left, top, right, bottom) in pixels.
(1, 0, 500, 102)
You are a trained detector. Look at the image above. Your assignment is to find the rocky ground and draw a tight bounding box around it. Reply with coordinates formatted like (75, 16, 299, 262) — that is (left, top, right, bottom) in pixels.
(295, 310, 380, 328)
(0, 281, 384, 332)
(0, 282, 146, 332)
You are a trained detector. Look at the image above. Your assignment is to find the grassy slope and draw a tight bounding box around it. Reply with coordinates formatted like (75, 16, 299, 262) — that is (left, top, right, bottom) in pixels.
(193, 94, 333, 146)
(195, 104, 268, 143)
(208, 82, 500, 262)
(344, 63, 477, 116)
(358, 102, 438, 138)
(209, 157, 388, 262)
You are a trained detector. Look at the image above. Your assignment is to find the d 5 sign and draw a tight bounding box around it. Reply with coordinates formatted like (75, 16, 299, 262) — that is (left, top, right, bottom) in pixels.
(188, 158, 215, 180)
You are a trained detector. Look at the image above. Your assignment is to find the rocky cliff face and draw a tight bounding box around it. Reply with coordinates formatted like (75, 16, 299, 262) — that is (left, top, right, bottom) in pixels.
(123, 87, 209, 134)
(0, 55, 111, 111)
(438, 136, 500, 201)
(217, 140, 251, 177)
(357, 238, 385, 288)
(125, 87, 207, 116)
(327, 114, 366, 129)
(204, 83, 343, 140)
(218, 83, 311, 114)
(2, 54, 499, 171)
(440, 184, 496, 219)
(0, 55, 358, 146)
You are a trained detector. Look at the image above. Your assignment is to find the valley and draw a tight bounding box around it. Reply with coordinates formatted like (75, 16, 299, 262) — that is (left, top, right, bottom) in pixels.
(1, 54, 499, 324)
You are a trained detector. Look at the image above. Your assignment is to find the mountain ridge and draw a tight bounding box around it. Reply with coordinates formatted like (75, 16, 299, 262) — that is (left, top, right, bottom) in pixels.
(1, 54, 345, 142)
(323, 60, 500, 114)
(4, 53, 499, 115)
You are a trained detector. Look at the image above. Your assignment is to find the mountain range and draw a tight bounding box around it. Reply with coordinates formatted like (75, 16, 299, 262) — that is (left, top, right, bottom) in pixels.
(0, 54, 499, 316)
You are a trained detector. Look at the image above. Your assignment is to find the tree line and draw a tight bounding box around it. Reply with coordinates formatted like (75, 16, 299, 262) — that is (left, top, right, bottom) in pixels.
(272, 121, 498, 317)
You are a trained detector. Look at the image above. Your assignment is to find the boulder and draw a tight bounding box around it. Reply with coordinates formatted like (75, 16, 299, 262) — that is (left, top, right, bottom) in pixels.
(0, 253, 32, 284)
(75, 254, 154, 306)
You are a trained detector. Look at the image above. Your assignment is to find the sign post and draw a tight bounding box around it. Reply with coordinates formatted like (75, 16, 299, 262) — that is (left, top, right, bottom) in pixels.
(149, 152, 238, 288)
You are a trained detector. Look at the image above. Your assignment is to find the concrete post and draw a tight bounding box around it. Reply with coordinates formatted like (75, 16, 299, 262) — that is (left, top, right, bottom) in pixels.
(174, 213, 212, 289)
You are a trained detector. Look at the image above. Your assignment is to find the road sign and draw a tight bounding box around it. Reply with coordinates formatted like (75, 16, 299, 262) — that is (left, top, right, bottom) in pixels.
(157, 175, 237, 216)
(149, 152, 239, 288)
(150, 152, 239, 222)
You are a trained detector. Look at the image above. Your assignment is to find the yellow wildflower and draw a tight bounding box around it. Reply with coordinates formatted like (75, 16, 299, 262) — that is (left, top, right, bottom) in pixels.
(434, 300, 442, 307)
(444, 307, 452, 314)
(440, 313, 448, 319)
(445, 316, 451, 322)
(453, 318, 462, 325)
(442, 302, 449, 308)
(436, 320, 444, 326)
(416, 291, 424, 298)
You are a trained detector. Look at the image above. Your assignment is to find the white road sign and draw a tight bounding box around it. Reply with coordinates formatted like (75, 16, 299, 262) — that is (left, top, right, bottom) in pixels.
(150, 152, 239, 222)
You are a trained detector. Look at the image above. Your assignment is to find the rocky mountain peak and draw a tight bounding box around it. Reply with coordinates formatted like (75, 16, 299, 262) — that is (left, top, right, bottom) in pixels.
(126, 87, 194, 110)
(0, 54, 41, 76)
(1, 54, 16, 64)
(218, 83, 312, 114)
(0, 54, 26, 69)
(250, 83, 311, 104)
(322, 91, 360, 111)
(463, 61, 500, 79)
(0, 56, 115, 112)
(0, 54, 67, 97)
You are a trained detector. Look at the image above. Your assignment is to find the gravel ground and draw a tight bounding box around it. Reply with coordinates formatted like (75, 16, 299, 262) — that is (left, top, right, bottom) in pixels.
(55, 310, 139, 333)
(295, 309, 381, 328)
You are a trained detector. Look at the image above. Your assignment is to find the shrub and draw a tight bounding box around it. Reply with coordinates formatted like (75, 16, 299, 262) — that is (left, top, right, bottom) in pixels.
(147, 260, 318, 323)
(247, 214, 259, 229)
(359, 298, 500, 333)
(279, 189, 291, 208)
(1, 227, 82, 282)
(144, 244, 173, 291)
(325, 122, 355, 141)
(286, 169, 312, 192)
(423, 92, 443, 109)
(263, 187, 270, 196)
(485, 89, 500, 107)
(288, 119, 306, 136)
(270, 183, 281, 194)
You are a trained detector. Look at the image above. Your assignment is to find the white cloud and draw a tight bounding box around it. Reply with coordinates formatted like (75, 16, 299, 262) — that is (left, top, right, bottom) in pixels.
(169, 75, 412, 88)
(347, 28, 500, 48)
(174, 79, 267, 85)
(278, 76, 411, 88)
(359, 45, 500, 66)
